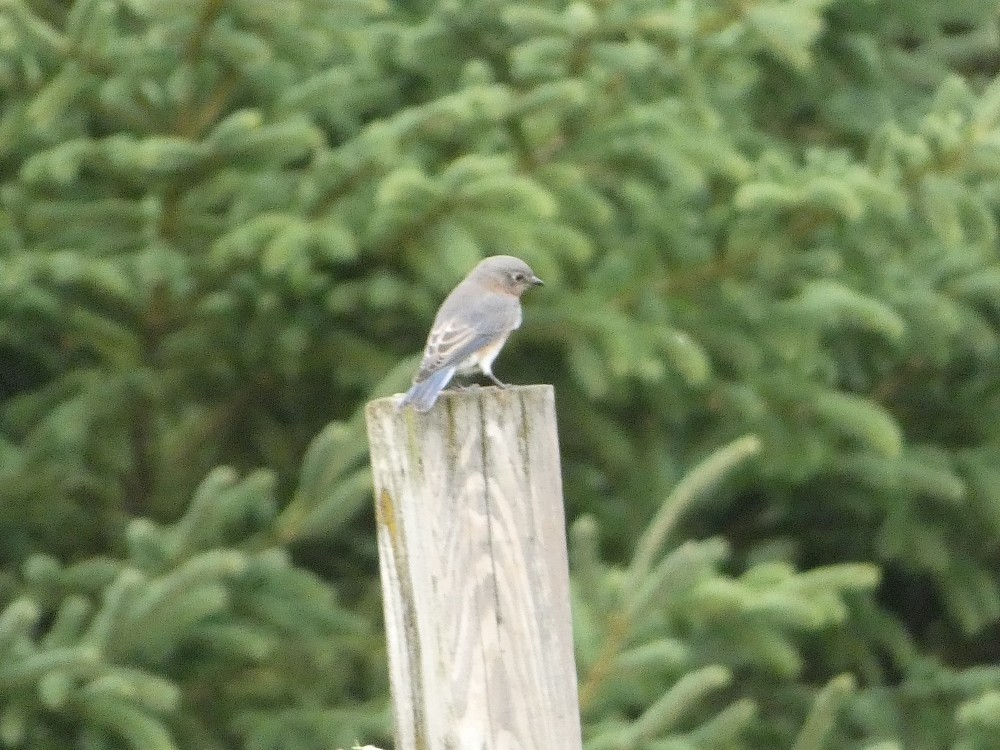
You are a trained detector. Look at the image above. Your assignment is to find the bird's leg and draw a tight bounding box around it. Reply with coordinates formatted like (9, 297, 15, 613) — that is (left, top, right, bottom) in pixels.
(444, 374, 480, 392)
(485, 372, 508, 389)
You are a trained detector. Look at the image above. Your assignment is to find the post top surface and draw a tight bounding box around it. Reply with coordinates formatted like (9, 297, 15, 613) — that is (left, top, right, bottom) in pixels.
(366, 383, 554, 414)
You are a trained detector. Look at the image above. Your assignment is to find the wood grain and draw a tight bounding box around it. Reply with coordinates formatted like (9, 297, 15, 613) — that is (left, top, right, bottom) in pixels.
(365, 385, 582, 750)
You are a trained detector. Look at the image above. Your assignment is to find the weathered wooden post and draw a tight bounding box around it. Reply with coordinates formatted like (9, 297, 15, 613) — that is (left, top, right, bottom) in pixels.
(365, 384, 583, 750)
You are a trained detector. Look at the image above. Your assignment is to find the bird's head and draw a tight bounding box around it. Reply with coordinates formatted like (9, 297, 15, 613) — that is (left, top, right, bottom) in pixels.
(473, 255, 544, 296)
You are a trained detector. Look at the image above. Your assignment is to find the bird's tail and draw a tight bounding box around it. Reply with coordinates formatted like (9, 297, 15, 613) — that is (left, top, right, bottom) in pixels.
(398, 367, 456, 412)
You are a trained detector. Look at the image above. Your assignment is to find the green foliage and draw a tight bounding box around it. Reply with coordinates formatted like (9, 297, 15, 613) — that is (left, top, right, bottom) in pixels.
(2, 0, 1000, 747)
(0, 468, 385, 749)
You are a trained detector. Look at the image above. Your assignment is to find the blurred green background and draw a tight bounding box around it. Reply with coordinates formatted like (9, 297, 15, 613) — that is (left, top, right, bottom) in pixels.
(2, 0, 1000, 748)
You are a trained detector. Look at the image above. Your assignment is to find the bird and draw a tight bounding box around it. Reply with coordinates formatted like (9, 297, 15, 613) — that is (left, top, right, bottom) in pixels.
(398, 255, 544, 412)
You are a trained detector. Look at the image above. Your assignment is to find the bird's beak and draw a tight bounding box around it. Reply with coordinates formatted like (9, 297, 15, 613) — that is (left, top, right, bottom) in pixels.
(530, 275, 544, 287)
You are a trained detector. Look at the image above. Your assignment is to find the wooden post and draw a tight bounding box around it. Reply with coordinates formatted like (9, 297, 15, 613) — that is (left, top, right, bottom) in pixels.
(365, 384, 583, 750)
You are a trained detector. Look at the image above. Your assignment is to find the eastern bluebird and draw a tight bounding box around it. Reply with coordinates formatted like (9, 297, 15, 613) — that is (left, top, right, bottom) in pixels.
(399, 255, 544, 412)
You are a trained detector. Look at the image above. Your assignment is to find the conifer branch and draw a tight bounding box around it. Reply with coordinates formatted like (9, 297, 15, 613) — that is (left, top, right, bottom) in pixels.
(628, 434, 761, 584)
(577, 612, 629, 712)
(791, 674, 856, 750)
(579, 437, 759, 712)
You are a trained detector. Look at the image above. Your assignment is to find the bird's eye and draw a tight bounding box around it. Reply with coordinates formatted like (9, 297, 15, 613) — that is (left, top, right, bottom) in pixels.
(512, 272, 525, 282)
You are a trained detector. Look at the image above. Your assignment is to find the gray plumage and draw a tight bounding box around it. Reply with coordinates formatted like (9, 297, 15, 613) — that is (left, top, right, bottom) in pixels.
(399, 255, 543, 412)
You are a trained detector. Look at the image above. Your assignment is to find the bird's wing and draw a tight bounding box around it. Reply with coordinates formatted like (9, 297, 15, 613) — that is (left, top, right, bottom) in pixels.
(413, 316, 493, 383)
